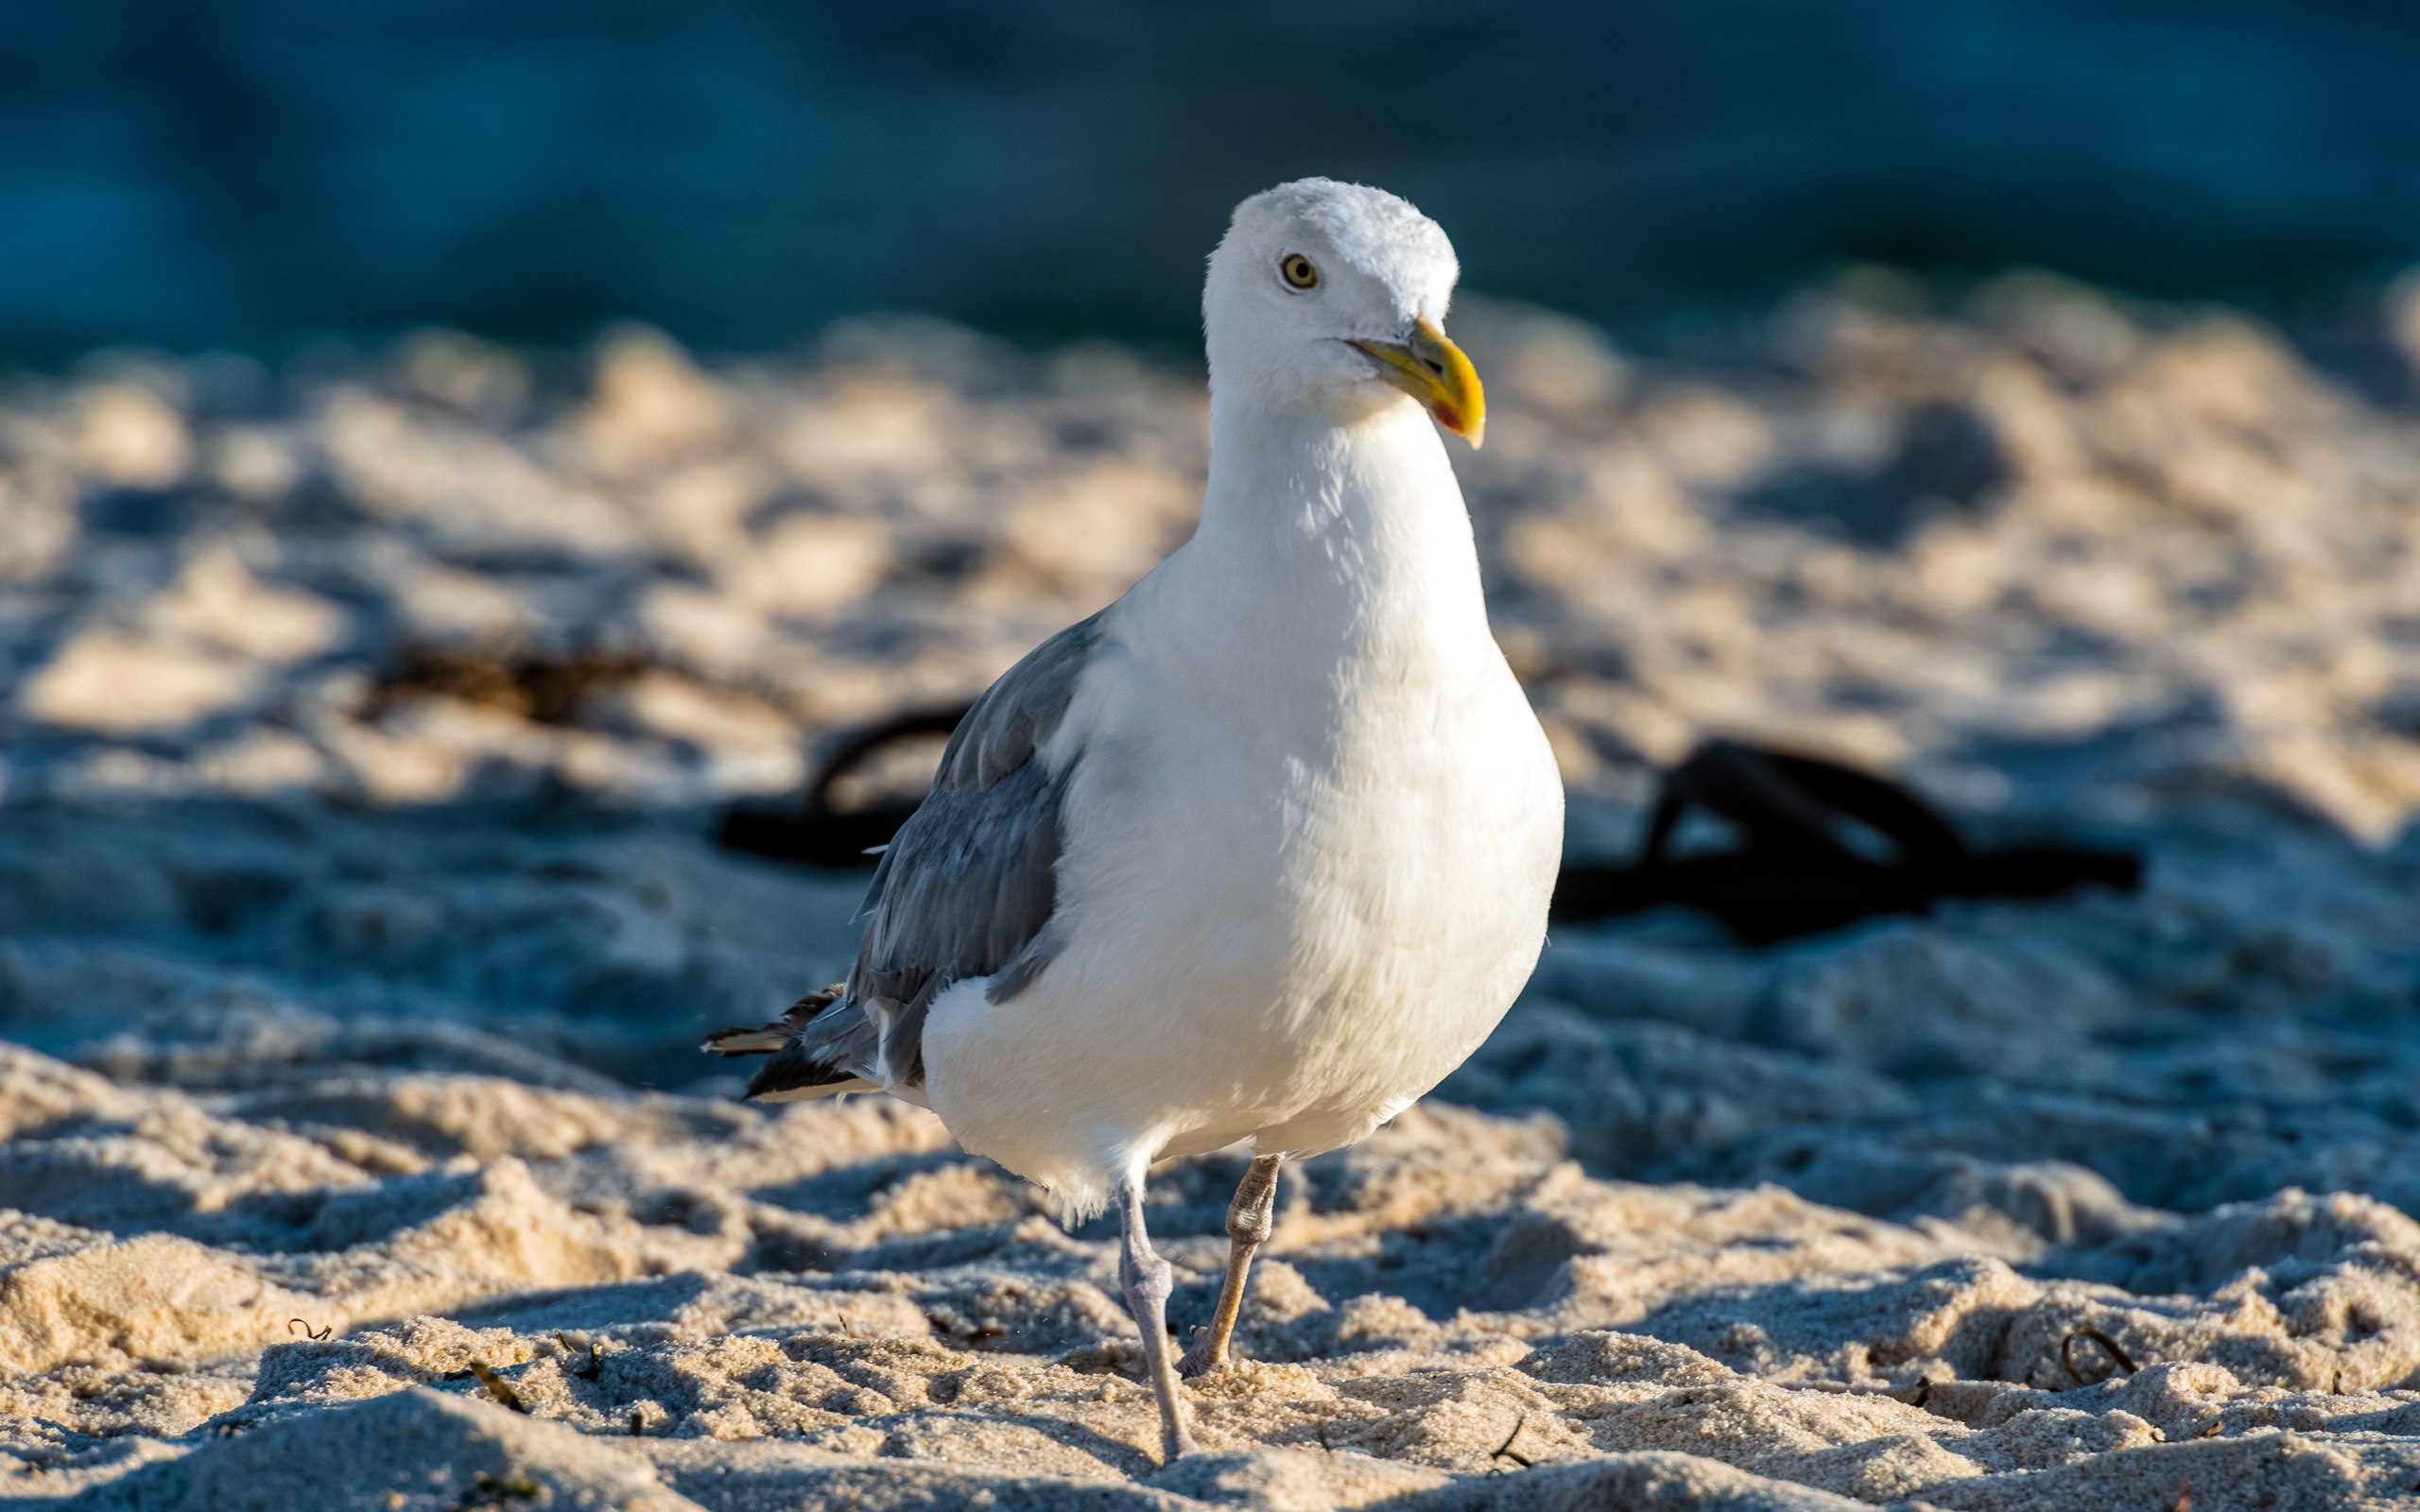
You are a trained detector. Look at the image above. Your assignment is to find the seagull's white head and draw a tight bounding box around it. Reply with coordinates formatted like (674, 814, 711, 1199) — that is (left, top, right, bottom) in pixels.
(1204, 178, 1485, 447)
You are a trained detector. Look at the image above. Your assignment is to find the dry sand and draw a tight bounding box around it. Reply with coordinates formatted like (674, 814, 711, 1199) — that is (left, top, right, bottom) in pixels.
(4, 277, 2420, 1507)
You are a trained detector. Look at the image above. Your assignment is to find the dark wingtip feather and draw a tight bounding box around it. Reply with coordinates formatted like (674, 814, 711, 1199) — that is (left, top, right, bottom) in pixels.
(700, 1026, 788, 1056)
(744, 1040, 857, 1100)
(700, 984, 848, 1058)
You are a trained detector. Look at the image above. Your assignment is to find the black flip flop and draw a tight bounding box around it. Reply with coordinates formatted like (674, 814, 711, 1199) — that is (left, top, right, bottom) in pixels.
(713, 705, 972, 868)
(1551, 739, 2141, 943)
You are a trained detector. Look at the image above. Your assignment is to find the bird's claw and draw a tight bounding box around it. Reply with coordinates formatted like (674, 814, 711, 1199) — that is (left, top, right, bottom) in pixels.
(1176, 1326, 1226, 1381)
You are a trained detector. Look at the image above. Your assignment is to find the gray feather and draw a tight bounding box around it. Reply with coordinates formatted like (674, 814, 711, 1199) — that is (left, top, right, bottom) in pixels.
(838, 612, 1102, 1088)
(702, 614, 1101, 1099)
(933, 613, 1103, 790)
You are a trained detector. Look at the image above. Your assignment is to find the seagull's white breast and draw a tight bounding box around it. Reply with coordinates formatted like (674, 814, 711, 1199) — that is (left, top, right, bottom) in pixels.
(918, 403, 1563, 1212)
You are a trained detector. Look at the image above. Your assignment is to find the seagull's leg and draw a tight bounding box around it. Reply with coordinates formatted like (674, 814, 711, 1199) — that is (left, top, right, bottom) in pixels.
(1179, 1154, 1283, 1379)
(1115, 1172, 1198, 1462)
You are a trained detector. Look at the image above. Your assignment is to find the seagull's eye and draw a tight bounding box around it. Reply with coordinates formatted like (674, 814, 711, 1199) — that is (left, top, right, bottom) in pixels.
(1279, 254, 1320, 290)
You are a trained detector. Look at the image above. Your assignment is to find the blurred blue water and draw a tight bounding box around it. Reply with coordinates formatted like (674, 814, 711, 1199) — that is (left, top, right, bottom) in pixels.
(5, 0, 2417, 358)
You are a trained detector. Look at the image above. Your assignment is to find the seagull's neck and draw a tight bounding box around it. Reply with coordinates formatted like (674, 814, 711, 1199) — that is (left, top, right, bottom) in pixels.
(1176, 390, 1490, 645)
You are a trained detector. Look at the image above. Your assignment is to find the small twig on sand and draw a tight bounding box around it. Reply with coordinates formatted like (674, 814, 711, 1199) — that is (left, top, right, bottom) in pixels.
(285, 1319, 332, 1342)
(555, 1332, 603, 1381)
(1490, 1413, 1532, 1469)
(2059, 1327, 2138, 1386)
(467, 1361, 528, 1414)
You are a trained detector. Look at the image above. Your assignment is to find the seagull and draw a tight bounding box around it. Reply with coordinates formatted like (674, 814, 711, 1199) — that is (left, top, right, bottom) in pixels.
(707, 179, 1564, 1461)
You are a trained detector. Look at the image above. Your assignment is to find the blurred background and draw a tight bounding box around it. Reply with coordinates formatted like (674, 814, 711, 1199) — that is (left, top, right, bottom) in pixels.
(12, 8, 2420, 1432)
(9, 0, 2420, 364)
(5, 0, 2420, 1170)
(13, 13, 2420, 1486)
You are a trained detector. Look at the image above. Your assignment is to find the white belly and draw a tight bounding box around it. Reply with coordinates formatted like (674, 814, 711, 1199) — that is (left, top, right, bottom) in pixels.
(919, 627, 1564, 1216)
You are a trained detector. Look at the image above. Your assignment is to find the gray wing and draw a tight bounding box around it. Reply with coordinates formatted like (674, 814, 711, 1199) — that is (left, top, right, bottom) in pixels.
(719, 613, 1101, 1099)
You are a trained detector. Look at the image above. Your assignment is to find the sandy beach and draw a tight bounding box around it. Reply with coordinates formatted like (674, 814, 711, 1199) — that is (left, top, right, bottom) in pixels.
(5, 276, 2420, 1508)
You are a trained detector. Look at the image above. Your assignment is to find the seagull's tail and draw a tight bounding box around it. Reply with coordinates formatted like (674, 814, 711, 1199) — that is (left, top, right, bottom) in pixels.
(701, 985, 881, 1101)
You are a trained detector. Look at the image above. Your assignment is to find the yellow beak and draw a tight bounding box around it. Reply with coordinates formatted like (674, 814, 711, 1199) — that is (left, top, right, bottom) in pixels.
(1349, 317, 1486, 447)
